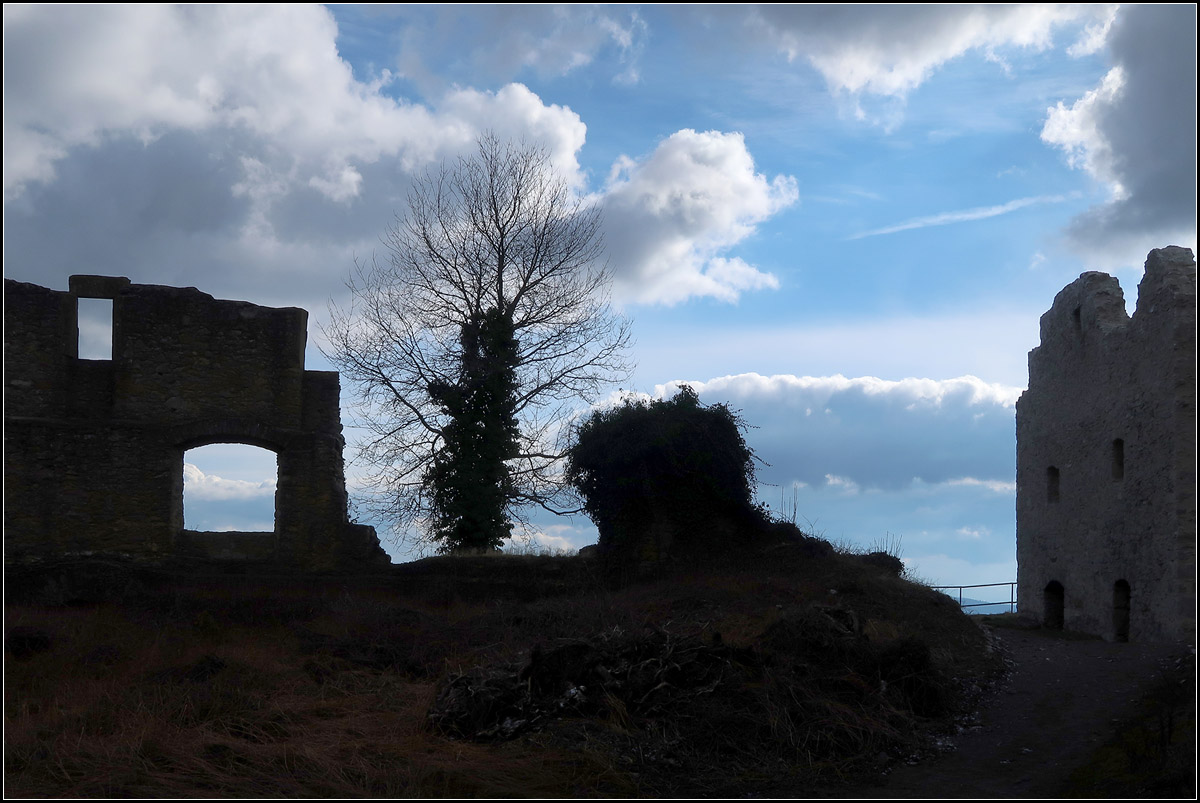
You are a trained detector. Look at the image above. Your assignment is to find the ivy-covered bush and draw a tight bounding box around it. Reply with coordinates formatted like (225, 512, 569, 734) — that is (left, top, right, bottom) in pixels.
(566, 386, 766, 565)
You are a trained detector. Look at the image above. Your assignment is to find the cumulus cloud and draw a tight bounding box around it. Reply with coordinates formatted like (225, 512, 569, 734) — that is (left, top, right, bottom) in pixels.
(735, 5, 1109, 97)
(1, 5, 596, 316)
(183, 463, 276, 502)
(1039, 4, 1197, 270)
(599, 130, 798, 305)
(2, 3, 591, 203)
(3, 5, 787, 314)
(5, 5, 392, 201)
(503, 524, 584, 555)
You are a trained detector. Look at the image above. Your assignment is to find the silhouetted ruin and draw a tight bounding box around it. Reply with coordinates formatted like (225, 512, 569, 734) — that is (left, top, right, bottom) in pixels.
(4, 275, 389, 571)
(1016, 247, 1196, 642)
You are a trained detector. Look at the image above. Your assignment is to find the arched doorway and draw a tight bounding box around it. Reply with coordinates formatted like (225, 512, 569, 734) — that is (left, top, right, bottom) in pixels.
(1043, 580, 1065, 630)
(182, 443, 278, 532)
(1112, 579, 1131, 642)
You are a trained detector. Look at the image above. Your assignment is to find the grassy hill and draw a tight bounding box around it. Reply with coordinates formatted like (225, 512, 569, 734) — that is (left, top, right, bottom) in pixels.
(5, 539, 1006, 797)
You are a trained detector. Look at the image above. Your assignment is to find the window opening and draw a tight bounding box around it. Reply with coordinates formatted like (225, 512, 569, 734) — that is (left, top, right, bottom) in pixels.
(1113, 580, 1131, 642)
(1112, 439, 1125, 480)
(77, 298, 113, 360)
(1047, 466, 1060, 503)
(1043, 580, 1065, 630)
(1071, 306, 1082, 333)
(183, 443, 278, 531)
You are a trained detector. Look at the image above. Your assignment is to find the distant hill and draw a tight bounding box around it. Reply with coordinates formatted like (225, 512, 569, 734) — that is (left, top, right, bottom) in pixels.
(936, 590, 1017, 614)
(959, 596, 1017, 614)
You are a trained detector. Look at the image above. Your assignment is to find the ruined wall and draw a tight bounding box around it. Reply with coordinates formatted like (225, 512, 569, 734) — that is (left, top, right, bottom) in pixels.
(1016, 247, 1196, 642)
(4, 275, 389, 571)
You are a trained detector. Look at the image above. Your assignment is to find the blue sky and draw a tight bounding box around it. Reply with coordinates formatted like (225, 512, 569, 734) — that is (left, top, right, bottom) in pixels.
(4, 4, 1196, 592)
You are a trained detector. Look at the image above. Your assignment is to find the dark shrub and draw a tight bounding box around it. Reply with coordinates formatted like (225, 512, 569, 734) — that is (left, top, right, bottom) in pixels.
(861, 551, 905, 577)
(566, 386, 765, 569)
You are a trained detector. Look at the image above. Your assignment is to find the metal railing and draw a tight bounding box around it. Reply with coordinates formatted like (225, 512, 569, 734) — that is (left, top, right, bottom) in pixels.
(932, 581, 1017, 613)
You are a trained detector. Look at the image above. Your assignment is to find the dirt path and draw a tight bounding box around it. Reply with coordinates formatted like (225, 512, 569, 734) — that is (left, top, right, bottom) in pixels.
(833, 626, 1188, 798)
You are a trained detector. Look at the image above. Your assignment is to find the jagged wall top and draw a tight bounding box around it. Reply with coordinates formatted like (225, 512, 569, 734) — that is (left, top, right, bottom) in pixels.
(1033, 245, 1196, 361)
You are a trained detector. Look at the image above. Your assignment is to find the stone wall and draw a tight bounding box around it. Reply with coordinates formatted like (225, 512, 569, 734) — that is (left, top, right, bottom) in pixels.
(1016, 247, 1196, 642)
(4, 275, 389, 571)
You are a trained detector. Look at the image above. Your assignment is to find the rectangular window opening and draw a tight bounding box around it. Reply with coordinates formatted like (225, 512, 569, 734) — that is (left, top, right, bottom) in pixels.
(77, 298, 114, 360)
(1047, 466, 1060, 504)
(1112, 439, 1125, 480)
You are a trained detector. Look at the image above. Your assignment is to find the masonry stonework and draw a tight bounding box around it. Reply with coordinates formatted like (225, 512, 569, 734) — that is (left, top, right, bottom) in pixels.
(1016, 247, 1196, 643)
(4, 275, 389, 571)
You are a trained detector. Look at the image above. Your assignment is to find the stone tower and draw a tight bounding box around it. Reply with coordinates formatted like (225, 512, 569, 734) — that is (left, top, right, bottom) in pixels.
(1016, 246, 1196, 642)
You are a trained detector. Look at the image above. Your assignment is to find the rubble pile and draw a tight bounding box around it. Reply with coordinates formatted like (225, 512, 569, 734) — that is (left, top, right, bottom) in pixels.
(426, 627, 754, 740)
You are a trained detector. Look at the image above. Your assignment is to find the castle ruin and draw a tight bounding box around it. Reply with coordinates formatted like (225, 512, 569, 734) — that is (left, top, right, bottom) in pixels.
(4, 275, 389, 571)
(1016, 246, 1196, 643)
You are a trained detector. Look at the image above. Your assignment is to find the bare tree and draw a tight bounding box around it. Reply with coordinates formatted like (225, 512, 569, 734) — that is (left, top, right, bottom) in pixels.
(324, 134, 633, 553)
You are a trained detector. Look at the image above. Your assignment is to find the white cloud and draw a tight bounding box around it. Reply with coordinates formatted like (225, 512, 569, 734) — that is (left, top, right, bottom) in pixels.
(1041, 67, 1126, 193)
(504, 525, 582, 555)
(1, 5, 590, 206)
(1, 5, 594, 318)
(1039, 4, 1197, 271)
(823, 474, 861, 494)
(946, 477, 1017, 494)
(739, 5, 1107, 98)
(1066, 4, 1120, 57)
(183, 463, 276, 501)
(599, 129, 798, 305)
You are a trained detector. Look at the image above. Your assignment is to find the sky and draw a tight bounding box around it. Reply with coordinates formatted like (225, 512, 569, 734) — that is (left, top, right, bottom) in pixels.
(4, 4, 1196, 595)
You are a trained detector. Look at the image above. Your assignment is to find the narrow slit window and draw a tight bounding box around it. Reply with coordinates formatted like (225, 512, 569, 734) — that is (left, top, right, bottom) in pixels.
(1047, 466, 1060, 503)
(77, 298, 113, 360)
(1044, 581, 1065, 630)
(1071, 306, 1082, 333)
(1112, 439, 1125, 480)
(1113, 579, 1130, 642)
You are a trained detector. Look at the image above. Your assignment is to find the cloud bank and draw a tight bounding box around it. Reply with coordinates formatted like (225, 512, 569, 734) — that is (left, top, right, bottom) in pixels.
(648, 373, 1019, 492)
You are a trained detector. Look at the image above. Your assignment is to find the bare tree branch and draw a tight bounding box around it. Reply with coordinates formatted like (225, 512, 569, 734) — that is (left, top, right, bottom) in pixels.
(323, 134, 633, 552)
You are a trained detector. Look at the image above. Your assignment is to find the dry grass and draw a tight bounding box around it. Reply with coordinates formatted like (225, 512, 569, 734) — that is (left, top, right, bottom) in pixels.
(5, 545, 1002, 797)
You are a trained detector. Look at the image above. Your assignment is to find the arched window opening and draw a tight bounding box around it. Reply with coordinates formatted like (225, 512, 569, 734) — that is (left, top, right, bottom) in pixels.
(1046, 466, 1060, 503)
(1113, 580, 1131, 643)
(1112, 439, 1125, 480)
(1043, 580, 1065, 630)
(77, 298, 113, 360)
(183, 443, 277, 532)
